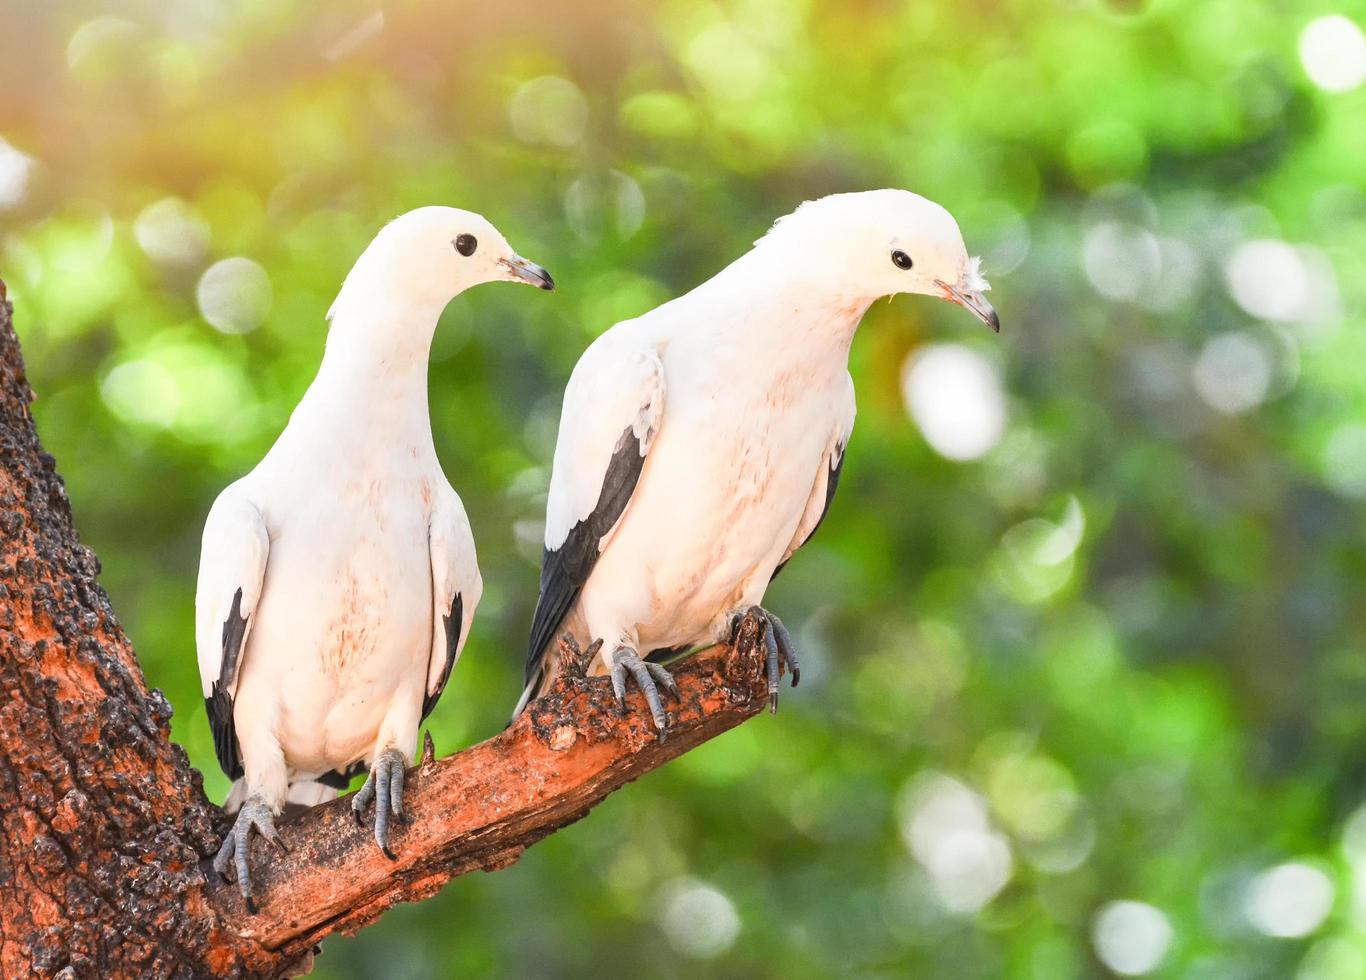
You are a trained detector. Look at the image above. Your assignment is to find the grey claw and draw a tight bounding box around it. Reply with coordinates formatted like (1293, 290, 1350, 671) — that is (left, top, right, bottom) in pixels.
(351, 774, 375, 823)
(375, 778, 391, 853)
(353, 749, 409, 859)
(213, 831, 235, 881)
(389, 764, 405, 820)
(609, 647, 674, 739)
(610, 659, 629, 710)
(646, 662, 680, 699)
(761, 619, 780, 714)
(213, 794, 281, 913)
(630, 659, 666, 731)
(733, 606, 801, 710)
(257, 817, 289, 854)
(767, 611, 800, 687)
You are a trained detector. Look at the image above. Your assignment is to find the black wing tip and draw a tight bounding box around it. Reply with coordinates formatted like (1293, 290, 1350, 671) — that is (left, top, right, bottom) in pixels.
(523, 545, 570, 681)
(520, 424, 649, 708)
(205, 687, 242, 780)
(208, 587, 250, 779)
(421, 592, 464, 722)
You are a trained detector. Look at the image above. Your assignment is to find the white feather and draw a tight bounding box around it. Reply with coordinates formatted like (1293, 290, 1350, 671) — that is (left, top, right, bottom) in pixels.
(964, 255, 991, 293)
(544, 338, 665, 550)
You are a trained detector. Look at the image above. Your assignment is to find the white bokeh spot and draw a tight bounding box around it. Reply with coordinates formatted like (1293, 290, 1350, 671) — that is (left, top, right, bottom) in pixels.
(1323, 425, 1366, 499)
(656, 879, 740, 959)
(1299, 15, 1366, 93)
(1083, 221, 1160, 302)
(1225, 240, 1311, 323)
(0, 138, 35, 210)
(1191, 331, 1272, 415)
(134, 197, 210, 267)
(564, 170, 646, 243)
(902, 344, 1006, 462)
(101, 359, 179, 429)
(197, 257, 272, 335)
(898, 772, 1013, 914)
(1092, 900, 1174, 976)
(1246, 862, 1335, 939)
(509, 76, 588, 148)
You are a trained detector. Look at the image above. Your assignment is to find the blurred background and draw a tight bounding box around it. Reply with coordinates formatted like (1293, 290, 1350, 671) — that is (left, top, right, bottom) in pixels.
(2, 0, 1365, 976)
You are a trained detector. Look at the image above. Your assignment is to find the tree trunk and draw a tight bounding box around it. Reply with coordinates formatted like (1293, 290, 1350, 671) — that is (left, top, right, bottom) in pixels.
(0, 282, 773, 978)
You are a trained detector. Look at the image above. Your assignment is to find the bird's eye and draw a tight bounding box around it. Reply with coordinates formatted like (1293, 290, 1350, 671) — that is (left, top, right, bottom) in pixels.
(454, 234, 478, 257)
(891, 249, 913, 270)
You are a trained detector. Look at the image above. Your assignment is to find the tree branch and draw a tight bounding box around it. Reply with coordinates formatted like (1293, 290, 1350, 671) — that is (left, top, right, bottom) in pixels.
(211, 639, 770, 965)
(0, 279, 773, 978)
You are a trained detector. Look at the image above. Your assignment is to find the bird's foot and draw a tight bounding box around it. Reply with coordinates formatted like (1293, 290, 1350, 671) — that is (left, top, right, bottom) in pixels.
(351, 748, 408, 860)
(729, 605, 800, 713)
(609, 646, 680, 741)
(212, 794, 288, 914)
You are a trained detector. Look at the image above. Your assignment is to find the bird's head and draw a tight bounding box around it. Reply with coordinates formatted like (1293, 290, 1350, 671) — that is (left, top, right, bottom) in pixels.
(329, 205, 554, 321)
(759, 190, 999, 332)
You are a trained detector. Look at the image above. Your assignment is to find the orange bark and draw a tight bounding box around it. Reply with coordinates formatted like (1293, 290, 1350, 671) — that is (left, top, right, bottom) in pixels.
(0, 286, 274, 976)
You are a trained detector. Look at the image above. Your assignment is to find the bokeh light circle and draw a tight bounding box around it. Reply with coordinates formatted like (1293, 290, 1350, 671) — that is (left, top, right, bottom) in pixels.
(899, 773, 1014, 914)
(656, 879, 740, 959)
(1246, 862, 1335, 938)
(0, 138, 34, 210)
(1191, 331, 1273, 416)
(1092, 900, 1174, 976)
(509, 76, 588, 147)
(901, 344, 1006, 461)
(197, 257, 272, 335)
(1299, 15, 1366, 93)
(1225, 240, 1310, 322)
(134, 197, 210, 267)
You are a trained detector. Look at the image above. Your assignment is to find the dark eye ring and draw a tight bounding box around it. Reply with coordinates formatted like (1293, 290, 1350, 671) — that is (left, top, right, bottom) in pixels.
(454, 234, 478, 257)
(891, 249, 913, 270)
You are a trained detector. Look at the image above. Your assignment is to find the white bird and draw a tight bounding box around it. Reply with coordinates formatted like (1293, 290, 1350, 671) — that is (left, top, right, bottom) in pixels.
(196, 206, 554, 909)
(515, 189, 997, 734)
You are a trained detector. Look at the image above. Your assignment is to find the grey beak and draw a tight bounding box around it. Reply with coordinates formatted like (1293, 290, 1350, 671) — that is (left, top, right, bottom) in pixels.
(502, 255, 555, 291)
(935, 279, 1000, 333)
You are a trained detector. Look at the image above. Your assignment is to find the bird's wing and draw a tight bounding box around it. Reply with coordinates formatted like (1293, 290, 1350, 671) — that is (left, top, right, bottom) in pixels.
(522, 336, 666, 697)
(422, 481, 483, 720)
(194, 487, 270, 780)
(773, 374, 857, 581)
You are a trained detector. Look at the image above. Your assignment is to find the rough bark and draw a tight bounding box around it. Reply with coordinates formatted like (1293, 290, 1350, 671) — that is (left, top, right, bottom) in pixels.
(0, 281, 272, 977)
(0, 282, 773, 978)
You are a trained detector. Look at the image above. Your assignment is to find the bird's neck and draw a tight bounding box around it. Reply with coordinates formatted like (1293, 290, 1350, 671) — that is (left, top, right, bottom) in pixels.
(688, 248, 873, 364)
(294, 296, 444, 447)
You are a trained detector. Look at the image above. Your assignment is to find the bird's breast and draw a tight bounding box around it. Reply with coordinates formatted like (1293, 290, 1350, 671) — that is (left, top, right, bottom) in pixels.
(242, 480, 436, 764)
(581, 375, 842, 647)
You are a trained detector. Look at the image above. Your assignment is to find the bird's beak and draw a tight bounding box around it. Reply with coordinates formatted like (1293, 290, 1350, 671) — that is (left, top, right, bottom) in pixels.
(934, 278, 1000, 333)
(500, 254, 555, 291)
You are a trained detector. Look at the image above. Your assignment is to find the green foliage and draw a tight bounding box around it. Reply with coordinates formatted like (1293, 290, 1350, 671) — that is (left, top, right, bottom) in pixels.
(2, 0, 1365, 975)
